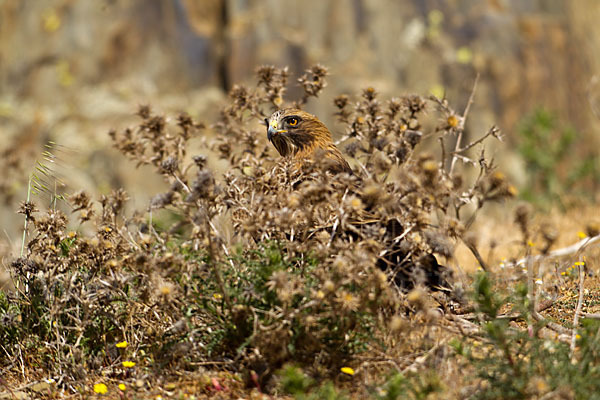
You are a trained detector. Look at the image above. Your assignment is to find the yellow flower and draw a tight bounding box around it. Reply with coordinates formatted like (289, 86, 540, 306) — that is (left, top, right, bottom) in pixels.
(213, 293, 223, 300)
(576, 334, 582, 340)
(527, 241, 535, 247)
(116, 341, 128, 348)
(118, 383, 126, 391)
(577, 231, 587, 239)
(93, 383, 108, 394)
(122, 361, 136, 368)
(575, 261, 585, 266)
(447, 115, 459, 128)
(340, 367, 355, 376)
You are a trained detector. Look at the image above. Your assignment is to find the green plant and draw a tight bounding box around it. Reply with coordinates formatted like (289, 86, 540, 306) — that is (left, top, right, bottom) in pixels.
(454, 272, 600, 399)
(182, 240, 382, 376)
(518, 108, 600, 205)
(278, 365, 441, 400)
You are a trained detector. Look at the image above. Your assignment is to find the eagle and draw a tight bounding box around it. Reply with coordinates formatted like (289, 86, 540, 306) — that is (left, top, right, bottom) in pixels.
(265, 108, 452, 292)
(266, 108, 352, 174)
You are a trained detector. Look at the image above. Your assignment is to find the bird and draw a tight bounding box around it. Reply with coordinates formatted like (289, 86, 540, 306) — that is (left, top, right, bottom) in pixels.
(265, 108, 451, 292)
(265, 108, 352, 174)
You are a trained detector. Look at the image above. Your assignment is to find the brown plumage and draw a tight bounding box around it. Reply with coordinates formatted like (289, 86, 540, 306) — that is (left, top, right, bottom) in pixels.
(266, 108, 352, 174)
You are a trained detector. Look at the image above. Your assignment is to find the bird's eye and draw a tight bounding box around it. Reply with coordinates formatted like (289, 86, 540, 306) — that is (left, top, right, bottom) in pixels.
(287, 117, 299, 126)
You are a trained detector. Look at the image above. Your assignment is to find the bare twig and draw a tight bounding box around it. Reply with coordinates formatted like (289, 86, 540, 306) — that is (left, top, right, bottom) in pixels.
(438, 136, 447, 171)
(461, 237, 489, 271)
(570, 261, 586, 357)
(512, 234, 600, 267)
(527, 246, 535, 336)
(461, 74, 480, 127)
(449, 74, 479, 175)
(532, 310, 571, 335)
(449, 125, 500, 155)
(401, 341, 447, 374)
(447, 314, 483, 336)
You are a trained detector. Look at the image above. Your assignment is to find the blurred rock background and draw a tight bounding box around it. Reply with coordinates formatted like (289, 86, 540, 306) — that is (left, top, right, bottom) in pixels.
(1, 0, 599, 256)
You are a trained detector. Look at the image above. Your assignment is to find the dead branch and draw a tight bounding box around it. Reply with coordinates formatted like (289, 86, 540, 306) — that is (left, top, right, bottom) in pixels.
(512, 234, 600, 267)
(570, 261, 586, 357)
(449, 74, 479, 175)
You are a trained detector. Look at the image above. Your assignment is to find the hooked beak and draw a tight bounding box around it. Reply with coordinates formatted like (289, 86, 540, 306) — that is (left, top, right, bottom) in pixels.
(266, 119, 286, 142)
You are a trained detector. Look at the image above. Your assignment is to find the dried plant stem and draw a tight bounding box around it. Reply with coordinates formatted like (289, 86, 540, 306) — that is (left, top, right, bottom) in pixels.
(449, 74, 479, 176)
(204, 217, 232, 311)
(527, 248, 535, 336)
(207, 218, 236, 270)
(450, 125, 500, 155)
(172, 172, 191, 194)
(447, 314, 483, 337)
(531, 310, 571, 335)
(582, 312, 600, 319)
(448, 135, 463, 177)
(19, 175, 32, 258)
(570, 262, 586, 357)
(513, 234, 600, 267)
(461, 299, 556, 321)
(401, 341, 447, 374)
(461, 74, 479, 128)
(461, 237, 489, 271)
(438, 137, 447, 171)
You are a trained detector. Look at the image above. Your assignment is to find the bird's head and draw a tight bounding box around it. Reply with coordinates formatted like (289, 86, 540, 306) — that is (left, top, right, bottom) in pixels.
(265, 108, 333, 158)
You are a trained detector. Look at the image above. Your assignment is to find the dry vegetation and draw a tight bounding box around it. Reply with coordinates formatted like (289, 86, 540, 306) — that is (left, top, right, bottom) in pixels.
(1, 65, 600, 399)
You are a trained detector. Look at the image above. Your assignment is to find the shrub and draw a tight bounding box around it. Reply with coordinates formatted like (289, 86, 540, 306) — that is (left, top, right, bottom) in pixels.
(1, 65, 509, 390)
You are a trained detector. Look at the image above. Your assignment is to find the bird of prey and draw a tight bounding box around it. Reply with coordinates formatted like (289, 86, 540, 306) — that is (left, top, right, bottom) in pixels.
(265, 108, 451, 291)
(266, 108, 352, 174)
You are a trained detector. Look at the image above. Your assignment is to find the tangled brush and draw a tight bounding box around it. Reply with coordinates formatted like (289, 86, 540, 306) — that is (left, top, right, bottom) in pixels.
(3, 65, 512, 389)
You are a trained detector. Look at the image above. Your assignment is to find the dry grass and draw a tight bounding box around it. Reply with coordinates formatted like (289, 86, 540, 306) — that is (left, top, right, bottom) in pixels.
(1, 65, 599, 399)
